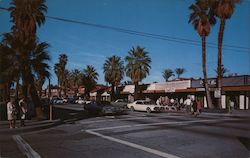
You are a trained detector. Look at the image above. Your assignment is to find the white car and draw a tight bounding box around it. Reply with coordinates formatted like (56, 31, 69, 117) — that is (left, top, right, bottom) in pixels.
(127, 100, 162, 113)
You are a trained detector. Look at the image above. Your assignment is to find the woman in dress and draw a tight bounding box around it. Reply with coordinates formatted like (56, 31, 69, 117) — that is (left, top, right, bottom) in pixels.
(7, 98, 17, 128)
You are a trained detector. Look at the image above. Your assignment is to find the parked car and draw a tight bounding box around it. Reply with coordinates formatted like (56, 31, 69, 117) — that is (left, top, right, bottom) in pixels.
(67, 96, 78, 104)
(111, 99, 128, 109)
(84, 101, 124, 115)
(127, 100, 162, 113)
(51, 97, 64, 104)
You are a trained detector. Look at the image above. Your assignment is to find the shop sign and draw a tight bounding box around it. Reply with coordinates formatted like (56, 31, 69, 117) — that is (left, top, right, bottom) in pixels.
(196, 88, 205, 91)
(214, 88, 221, 98)
(165, 87, 176, 92)
(200, 79, 216, 86)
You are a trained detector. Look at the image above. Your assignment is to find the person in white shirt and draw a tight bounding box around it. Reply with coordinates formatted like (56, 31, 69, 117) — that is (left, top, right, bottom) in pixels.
(7, 98, 16, 128)
(184, 97, 192, 113)
(229, 98, 235, 114)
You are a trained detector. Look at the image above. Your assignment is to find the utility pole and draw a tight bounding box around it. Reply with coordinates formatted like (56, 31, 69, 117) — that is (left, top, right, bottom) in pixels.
(49, 78, 53, 121)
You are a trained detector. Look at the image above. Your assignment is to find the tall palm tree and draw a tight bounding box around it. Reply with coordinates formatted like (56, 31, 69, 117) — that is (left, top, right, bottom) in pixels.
(7, 0, 48, 118)
(175, 68, 186, 79)
(162, 69, 175, 82)
(69, 69, 81, 87)
(2, 33, 50, 107)
(27, 41, 50, 108)
(1, 33, 22, 101)
(82, 65, 99, 98)
(103, 55, 124, 101)
(125, 46, 151, 100)
(215, 0, 240, 108)
(54, 54, 68, 97)
(189, 0, 216, 108)
(0, 43, 16, 102)
(9, 0, 47, 41)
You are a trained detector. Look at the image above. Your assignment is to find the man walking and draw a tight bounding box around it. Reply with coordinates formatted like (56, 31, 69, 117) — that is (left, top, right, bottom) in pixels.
(19, 97, 27, 127)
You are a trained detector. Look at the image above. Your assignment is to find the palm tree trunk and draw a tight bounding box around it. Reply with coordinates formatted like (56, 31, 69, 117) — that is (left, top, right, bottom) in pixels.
(217, 19, 225, 109)
(22, 80, 29, 101)
(58, 79, 61, 98)
(202, 36, 213, 109)
(15, 78, 19, 105)
(27, 73, 44, 119)
(111, 83, 115, 101)
(134, 82, 138, 100)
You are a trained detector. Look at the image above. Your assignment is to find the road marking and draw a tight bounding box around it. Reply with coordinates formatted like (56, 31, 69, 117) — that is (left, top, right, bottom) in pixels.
(86, 130, 180, 158)
(84, 118, 240, 132)
(12, 135, 41, 158)
(79, 115, 188, 125)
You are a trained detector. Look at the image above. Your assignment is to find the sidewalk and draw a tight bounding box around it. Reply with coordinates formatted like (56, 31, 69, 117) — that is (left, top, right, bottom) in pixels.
(0, 119, 62, 135)
(202, 109, 250, 118)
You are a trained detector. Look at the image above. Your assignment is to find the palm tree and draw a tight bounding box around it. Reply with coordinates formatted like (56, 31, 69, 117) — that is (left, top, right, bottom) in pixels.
(175, 68, 186, 79)
(82, 65, 99, 98)
(68, 69, 83, 95)
(103, 55, 124, 101)
(0, 43, 16, 102)
(69, 69, 82, 87)
(35, 72, 50, 97)
(189, 0, 216, 108)
(9, 0, 47, 41)
(27, 41, 50, 108)
(54, 54, 68, 97)
(162, 69, 174, 81)
(125, 46, 151, 100)
(215, 0, 240, 108)
(2, 33, 50, 107)
(8, 0, 48, 118)
(1, 33, 22, 101)
(215, 65, 229, 77)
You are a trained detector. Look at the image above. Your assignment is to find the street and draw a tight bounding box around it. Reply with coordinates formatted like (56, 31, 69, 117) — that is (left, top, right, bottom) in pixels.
(0, 109, 250, 158)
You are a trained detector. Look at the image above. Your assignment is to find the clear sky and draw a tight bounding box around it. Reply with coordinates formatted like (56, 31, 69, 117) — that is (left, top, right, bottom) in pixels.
(1, 0, 250, 86)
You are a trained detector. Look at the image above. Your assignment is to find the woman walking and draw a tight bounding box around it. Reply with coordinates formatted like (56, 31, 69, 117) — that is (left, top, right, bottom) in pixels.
(7, 98, 17, 128)
(195, 99, 201, 117)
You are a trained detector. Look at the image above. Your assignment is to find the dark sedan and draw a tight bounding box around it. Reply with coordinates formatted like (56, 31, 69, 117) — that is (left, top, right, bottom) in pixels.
(84, 101, 125, 116)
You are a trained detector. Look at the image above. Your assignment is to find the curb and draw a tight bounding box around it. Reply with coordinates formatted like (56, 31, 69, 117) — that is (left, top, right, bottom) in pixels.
(201, 112, 250, 118)
(0, 119, 62, 135)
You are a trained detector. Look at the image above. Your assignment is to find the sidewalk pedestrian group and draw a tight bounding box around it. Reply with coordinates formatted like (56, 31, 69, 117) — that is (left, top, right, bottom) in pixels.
(7, 97, 27, 129)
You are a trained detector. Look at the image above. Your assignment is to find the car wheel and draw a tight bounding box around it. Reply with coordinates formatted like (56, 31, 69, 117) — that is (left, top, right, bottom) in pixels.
(146, 107, 151, 113)
(130, 106, 135, 112)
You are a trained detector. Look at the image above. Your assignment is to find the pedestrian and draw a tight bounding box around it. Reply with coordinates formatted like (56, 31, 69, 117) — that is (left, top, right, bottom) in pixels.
(156, 98, 161, 105)
(19, 97, 27, 127)
(7, 98, 17, 128)
(191, 98, 196, 115)
(195, 99, 201, 116)
(229, 98, 235, 114)
(184, 97, 192, 114)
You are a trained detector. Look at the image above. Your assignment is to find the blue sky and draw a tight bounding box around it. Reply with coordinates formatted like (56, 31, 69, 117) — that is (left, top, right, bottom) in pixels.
(0, 0, 249, 86)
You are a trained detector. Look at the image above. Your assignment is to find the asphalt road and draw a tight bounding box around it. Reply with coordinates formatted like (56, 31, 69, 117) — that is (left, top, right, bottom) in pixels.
(1, 110, 250, 158)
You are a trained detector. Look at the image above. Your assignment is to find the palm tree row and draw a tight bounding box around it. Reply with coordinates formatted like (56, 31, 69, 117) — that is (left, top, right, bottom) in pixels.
(104, 46, 151, 101)
(53, 56, 99, 100)
(53, 46, 151, 101)
(189, 0, 240, 108)
(162, 68, 187, 81)
(0, 0, 50, 115)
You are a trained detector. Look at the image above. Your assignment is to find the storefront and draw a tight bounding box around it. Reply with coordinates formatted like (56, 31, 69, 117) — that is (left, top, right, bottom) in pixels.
(191, 75, 250, 110)
(143, 80, 193, 102)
